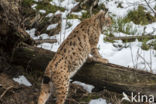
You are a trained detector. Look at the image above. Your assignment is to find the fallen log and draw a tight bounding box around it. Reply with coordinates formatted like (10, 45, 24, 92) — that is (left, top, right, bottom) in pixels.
(12, 46, 156, 97)
(105, 35, 156, 42)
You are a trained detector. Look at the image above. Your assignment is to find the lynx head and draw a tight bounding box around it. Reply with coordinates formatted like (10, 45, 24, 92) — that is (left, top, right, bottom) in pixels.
(94, 10, 112, 31)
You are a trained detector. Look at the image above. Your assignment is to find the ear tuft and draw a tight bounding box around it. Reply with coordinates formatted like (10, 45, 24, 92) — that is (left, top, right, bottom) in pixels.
(99, 10, 105, 15)
(99, 10, 105, 13)
(95, 10, 105, 18)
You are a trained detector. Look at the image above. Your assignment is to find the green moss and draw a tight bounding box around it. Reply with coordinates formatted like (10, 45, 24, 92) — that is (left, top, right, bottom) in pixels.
(141, 41, 150, 50)
(112, 18, 138, 35)
(79, 94, 99, 102)
(147, 39, 156, 50)
(104, 31, 115, 43)
(81, 11, 90, 19)
(22, 0, 35, 8)
(36, 1, 65, 14)
(21, 0, 37, 25)
(123, 5, 156, 25)
(67, 14, 79, 19)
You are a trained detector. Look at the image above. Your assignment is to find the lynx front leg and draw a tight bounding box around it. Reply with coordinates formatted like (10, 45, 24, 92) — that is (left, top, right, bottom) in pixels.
(90, 47, 109, 64)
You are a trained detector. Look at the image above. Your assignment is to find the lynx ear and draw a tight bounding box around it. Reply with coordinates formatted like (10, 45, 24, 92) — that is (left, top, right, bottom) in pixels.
(95, 10, 105, 19)
(99, 10, 105, 14)
(96, 9, 108, 17)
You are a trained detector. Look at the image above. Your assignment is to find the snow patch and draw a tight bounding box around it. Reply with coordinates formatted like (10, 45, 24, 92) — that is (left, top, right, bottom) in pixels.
(72, 81, 95, 93)
(39, 10, 46, 14)
(98, 34, 156, 73)
(89, 98, 107, 104)
(13, 75, 32, 87)
(46, 13, 54, 17)
(55, 10, 63, 15)
(32, 4, 37, 9)
(26, 28, 36, 38)
(47, 23, 58, 31)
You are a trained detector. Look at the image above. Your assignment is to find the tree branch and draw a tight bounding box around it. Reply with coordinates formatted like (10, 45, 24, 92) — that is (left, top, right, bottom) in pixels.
(105, 35, 156, 41)
(35, 39, 57, 45)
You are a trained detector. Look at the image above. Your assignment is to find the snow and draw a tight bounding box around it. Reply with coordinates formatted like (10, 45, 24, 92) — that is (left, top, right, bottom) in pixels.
(38, 33, 50, 39)
(71, 11, 83, 18)
(89, 98, 107, 104)
(99, 0, 156, 17)
(39, 10, 46, 14)
(46, 13, 54, 17)
(112, 21, 156, 37)
(72, 81, 95, 93)
(26, 0, 156, 74)
(32, 4, 37, 9)
(13, 75, 32, 87)
(37, 19, 80, 51)
(98, 35, 156, 73)
(26, 28, 36, 38)
(145, 22, 156, 34)
(47, 23, 58, 31)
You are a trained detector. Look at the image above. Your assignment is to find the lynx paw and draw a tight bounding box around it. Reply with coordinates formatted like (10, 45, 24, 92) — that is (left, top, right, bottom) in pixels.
(101, 58, 109, 64)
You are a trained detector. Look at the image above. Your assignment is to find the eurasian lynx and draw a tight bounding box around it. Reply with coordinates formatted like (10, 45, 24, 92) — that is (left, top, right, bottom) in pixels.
(38, 10, 111, 104)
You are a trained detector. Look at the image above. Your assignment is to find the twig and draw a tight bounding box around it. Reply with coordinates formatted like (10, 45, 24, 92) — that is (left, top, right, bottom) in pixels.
(0, 86, 13, 100)
(35, 39, 57, 45)
(105, 35, 156, 41)
(137, 52, 152, 72)
(129, 43, 135, 68)
(143, 0, 156, 16)
(67, 98, 80, 104)
(150, 49, 152, 72)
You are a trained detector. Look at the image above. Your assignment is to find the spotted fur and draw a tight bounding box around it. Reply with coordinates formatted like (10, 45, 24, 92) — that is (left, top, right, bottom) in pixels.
(38, 10, 111, 104)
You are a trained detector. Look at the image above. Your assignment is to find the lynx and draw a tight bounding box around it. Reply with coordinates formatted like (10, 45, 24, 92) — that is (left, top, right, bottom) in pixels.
(38, 10, 111, 104)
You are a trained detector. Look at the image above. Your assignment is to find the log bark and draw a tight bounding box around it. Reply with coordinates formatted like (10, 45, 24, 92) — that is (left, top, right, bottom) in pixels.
(12, 46, 156, 97)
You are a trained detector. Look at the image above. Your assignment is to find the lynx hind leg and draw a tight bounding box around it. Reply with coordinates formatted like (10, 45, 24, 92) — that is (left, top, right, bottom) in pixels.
(55, 78, 69, 104)
(52, 68, 69, 104)
(38, 67, 54, 104)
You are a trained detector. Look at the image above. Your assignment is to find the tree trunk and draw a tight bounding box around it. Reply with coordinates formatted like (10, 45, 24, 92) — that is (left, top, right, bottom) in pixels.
(12, 46, 156, 97)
